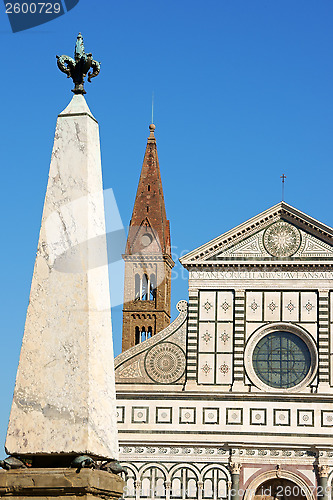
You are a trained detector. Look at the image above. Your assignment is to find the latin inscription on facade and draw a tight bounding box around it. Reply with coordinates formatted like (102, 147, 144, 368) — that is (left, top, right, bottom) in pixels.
(190, 271, 333, 280)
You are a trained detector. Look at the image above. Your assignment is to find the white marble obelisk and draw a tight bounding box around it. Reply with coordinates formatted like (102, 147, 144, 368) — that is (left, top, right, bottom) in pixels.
(5, 95, 118, 460)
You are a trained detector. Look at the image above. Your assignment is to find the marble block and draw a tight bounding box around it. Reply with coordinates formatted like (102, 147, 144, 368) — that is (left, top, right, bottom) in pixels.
(5, 95, 118, 460)
(0, 468, 124, 500)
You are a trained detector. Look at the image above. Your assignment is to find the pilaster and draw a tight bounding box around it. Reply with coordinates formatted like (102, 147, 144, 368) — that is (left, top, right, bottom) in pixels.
(318, 290, 330, 389)
(232, 290, 247, 391)
(186, 290, 199, 383)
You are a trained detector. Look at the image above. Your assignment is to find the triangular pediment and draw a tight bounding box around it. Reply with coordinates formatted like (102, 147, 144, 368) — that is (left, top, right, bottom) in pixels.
(126, 218, 162, 254)
(180, 202, 333, 266)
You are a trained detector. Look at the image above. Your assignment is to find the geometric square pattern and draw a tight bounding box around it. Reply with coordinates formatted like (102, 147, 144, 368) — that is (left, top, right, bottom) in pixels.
(250, 408, 266, 425)
(246, 291, 263, 321)
(216, 323, 233, 352)
(216, 354, 233, 385)
(300, 292, 317, 322)
(198, 354, 215, 385)
(297, 410, 314, 427)
(179, 407, 196, 424)
(116, 406, 125, 424)
(226, 408, 243, 425)
(198, 290, 235, 387)
(199, 323, 215, 352)
(199, 292, 216, 321)
(132, 407, 149, 423)
(217, 291, 234, 321)
(274, 409, 290, 426)
(156, 407, 172, 424)
(203, 408, 219, 424)
(321, 410, 333, 427)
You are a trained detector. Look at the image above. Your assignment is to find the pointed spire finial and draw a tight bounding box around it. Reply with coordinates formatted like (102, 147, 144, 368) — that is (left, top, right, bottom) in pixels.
(148, 123, 156, 141)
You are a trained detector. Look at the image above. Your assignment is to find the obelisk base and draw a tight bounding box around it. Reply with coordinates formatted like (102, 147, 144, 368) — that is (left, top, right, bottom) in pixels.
(0, 468, 124, 500)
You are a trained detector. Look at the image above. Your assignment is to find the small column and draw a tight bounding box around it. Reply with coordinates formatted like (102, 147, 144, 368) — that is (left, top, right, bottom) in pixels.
(197, 481, 203, 500)
(165, 481, 171, 500)
(135, 479, 142, 500)
(229, 463, 242, 500)
(140, 276, 143, 300)
(318, 465, 330, 500)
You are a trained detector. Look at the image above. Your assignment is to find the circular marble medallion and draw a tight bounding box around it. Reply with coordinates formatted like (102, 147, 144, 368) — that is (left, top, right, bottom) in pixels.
(177, 300, 188, 313)
(145, 342, 185, 384)
(141, 233, 153, 247)
(263, 221, 301, 257)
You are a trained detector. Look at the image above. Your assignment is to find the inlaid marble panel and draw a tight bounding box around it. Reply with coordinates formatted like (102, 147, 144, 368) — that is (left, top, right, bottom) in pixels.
(203, 408, 220, 424)
(199, 291, 216, 321)
(250, 408, 266, 425)
(246, 292, 262, 321)
(298, 323, 317, 339)
(117, 406, 125, 424)
(132, 407, 149, 423)
(198, 354, 215, 384)
(264, 292, 281, 322)
(297, 410, 314, 427)
(216, 354, 233, 384)
(156, 408, 172, 424)
(245, 322, 265, 340)
(300, 292, 317, 322)
(274, 409, 290, 426)
(217, 291, 234, 321)
(216, 323, 233, 352)
(226, 408, 243, 425)
(179, 407, 196, 424)
(321, 410, 333, 427)
(282, 292, 299, 322)
(199, 323, 216, 352)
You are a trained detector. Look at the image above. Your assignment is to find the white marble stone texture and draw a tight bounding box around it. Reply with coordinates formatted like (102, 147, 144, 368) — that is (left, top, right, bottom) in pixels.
(6, 95, 118, 460)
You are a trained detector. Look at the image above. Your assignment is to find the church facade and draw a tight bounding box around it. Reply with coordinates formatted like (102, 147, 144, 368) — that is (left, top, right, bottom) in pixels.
(115, 126, 333, 500)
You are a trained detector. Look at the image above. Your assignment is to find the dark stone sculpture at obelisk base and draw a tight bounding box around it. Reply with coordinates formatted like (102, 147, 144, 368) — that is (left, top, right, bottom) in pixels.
(0, 34, 124, 500)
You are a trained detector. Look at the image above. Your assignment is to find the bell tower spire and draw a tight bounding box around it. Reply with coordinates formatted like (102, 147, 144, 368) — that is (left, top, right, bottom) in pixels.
(122, 123, 174, 352)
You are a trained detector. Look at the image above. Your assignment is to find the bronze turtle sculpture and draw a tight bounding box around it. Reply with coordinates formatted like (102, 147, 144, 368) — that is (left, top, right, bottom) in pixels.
(70, 455, 96, 473)
(100, 460, 128, 478)
(0, 457, 26, 470)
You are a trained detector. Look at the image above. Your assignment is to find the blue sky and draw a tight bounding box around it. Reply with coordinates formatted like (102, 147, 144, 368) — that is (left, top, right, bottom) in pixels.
(1, 0, 333, 458)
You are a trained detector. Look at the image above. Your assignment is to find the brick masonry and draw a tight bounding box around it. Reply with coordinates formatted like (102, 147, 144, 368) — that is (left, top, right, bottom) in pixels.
(122, 125, 174, 352)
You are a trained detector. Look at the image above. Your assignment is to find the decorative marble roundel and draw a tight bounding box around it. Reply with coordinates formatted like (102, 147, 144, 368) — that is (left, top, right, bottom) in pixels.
(263, 221, 301, 257)
(176, 300, 188, 313)
(141, 233, 153, 247)
(145, 342, 186, 384)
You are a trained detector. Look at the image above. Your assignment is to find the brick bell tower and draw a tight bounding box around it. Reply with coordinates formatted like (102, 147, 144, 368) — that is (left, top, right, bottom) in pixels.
(122, 123, 174, 352)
